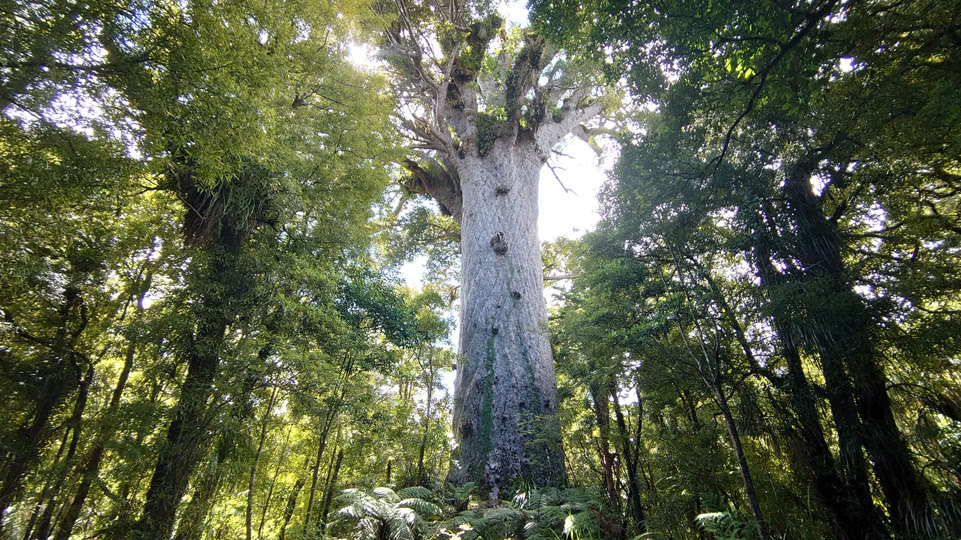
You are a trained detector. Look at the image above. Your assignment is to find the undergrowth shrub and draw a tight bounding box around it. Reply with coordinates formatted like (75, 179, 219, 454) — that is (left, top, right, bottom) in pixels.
(334, 485, 620, 540)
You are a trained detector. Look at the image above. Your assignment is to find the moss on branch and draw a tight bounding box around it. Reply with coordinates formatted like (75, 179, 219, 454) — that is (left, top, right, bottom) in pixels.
(476, 109, 510, 156)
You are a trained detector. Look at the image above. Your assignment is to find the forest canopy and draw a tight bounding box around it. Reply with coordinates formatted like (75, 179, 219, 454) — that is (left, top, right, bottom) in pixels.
(1, 0, 959, 539)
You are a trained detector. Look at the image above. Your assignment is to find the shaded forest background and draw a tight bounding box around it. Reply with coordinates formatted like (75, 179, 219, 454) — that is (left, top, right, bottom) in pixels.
(1, 0, 960, 539)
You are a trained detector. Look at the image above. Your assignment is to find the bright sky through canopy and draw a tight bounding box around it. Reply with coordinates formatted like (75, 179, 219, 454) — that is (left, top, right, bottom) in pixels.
(496, 0, 605, 243)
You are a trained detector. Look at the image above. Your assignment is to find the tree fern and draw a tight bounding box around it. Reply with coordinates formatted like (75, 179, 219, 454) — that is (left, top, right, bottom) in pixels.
(337, 486, 441, 540)
(695, 512, 747, 540)
(439, 487, 614, 540)
(521, 488, 610, 540)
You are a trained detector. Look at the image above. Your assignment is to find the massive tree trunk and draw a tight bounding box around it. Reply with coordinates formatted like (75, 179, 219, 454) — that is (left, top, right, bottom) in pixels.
(450, 138, 565, 495)
(383, 5, 604, 497)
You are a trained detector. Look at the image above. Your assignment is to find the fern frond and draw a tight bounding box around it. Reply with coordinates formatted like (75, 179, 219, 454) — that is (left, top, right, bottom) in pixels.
(338, 501, 370, 520)
(373, 486, 400, 502)
(453, 510, 483, 522)
(398, 486, 433, 500)
(338, 488, 366, 504)
(564, 510, 600, 538)
(398, 498, 443, 518)
(386, 510, 417, 540)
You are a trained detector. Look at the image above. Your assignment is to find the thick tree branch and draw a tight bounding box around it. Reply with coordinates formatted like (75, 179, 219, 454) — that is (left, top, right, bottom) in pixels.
(505, 34, 556, 134)
(401, 157, 463, 223)
(433, 42, 463, 152)
(535, 99, 604, 157)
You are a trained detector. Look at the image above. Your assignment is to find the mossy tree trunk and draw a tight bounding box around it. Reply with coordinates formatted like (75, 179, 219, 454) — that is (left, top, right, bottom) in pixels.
(449, 138, 565, 495)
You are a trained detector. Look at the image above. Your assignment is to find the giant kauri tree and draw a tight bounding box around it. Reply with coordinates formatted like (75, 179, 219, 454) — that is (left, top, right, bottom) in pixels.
(379, 0, 608, 497)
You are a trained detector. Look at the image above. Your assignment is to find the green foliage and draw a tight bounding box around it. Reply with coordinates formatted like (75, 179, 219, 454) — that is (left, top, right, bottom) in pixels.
(0, 0, 441, 538)
(456, 14, 504, 75)
(339, 271, 424, 351)
(476, 108, 510, 156)
(696, 512, 747, 540)
(4, 0, 961, 539)
(438, 487, 613, 540)
(538, 0, 961, 538)
(378, 203, 460, 288)
(450, 482, 476, 512)
(337, 486, 443, 540)
(333, 486, 613, 540)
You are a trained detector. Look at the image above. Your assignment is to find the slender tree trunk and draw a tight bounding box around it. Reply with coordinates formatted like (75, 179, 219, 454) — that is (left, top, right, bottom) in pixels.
(667, 261, 770, 540)
(589, 382, 621, 514)
(303, 407, 337, 536)
(632, 387, 655, 504)
(247, 386, 279, 540)
(278, 477, 305, 540)
(714, 386, 770, 540)
(0, 291, 86, 534)
(450, 139, 566, 498)
(115, 368, 164, 515)
(782, 166, 929, 533)
(259, 430, 292, 540)
(719, 250, 885, 540)
(31, 365, 93, 540)
(21, 425, 73, 540)
(172, 448, 226, 540)
(0, 372, 76, 534)
(259, 476, 277, 540)
(774, 319, 886, 540)
(610, 387, 646, 533)
(320, 445, 337, 505)
(416, 361, 434, 485)
(318, 449, 343, 534)
(55, 327, 139, 540)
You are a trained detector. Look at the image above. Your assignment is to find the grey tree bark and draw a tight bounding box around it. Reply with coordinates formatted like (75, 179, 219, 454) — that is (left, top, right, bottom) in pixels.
(449, 138, 565, 495)
(383, 3, 605, 498)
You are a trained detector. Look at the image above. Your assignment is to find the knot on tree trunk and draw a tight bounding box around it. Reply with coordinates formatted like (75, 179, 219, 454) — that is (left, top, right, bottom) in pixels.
(490, 232, 508, 255)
